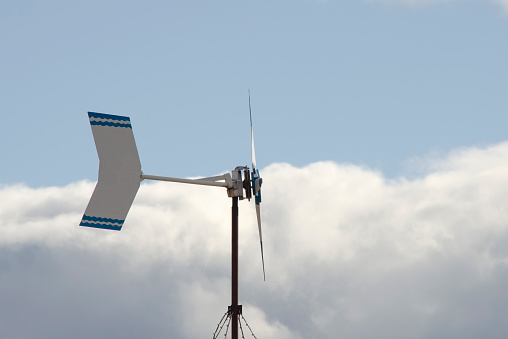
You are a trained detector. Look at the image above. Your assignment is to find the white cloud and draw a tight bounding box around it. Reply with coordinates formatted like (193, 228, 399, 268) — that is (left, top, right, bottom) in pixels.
(359, 0, 508, 13)
(2, 141, 508, 338)
(363, 0, 453, 6)
(494, 0, 508, 12)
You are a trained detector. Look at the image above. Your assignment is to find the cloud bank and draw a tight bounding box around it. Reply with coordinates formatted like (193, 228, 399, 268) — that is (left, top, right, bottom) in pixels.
(495, 0, 508, 11)
(360, 0, 508, 13)
(1, 141, 508, 338)
(365, 0, 452, 6)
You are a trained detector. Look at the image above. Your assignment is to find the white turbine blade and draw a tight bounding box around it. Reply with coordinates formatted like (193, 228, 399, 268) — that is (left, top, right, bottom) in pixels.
(256, 204, 265, 281)
(79, 112, 142, 231)
(249, 90, 264, 279)
(249, 90, 257, 171)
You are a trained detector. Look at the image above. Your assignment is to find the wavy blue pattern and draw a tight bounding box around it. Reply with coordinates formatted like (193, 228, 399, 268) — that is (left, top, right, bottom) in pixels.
(90, 121, 132, 128)
(81, 215, 125, 224)
(88, 112, 131, 121)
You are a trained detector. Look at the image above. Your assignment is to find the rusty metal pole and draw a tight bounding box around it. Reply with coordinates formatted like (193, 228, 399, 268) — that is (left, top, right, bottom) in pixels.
(231, 196, 239, 339)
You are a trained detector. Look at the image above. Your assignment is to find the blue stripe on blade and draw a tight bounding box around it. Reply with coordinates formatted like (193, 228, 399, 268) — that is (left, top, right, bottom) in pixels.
(81, 215, 125, 224)
(88, 112, 132, 128)
(79, 221, 122, 231)
(79, 215, 124, 231)
(88, 112, 131, 121)
(90, 121, 132, 128)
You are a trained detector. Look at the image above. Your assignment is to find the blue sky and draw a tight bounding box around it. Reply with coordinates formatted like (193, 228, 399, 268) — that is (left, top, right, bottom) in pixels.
(1, 0, 507, 186)
(1, 1, 508, 338)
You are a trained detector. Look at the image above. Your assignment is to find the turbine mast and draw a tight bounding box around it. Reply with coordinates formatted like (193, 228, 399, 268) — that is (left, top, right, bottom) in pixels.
(229, 166, 245, 339)
(231, 195, 240, 339)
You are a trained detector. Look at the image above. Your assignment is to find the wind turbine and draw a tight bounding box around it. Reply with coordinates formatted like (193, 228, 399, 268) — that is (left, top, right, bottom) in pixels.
(79, 98, 264, 339)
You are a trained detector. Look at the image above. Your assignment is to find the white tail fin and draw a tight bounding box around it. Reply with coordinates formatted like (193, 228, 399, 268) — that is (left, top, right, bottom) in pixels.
(79, 112, 142, 231)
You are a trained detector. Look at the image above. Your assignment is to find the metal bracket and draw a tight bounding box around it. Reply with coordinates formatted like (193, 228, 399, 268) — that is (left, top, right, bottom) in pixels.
(142, 166, 250, 199)
(228, 305, 243, 315)
(228, 166, 245, 198)
(243, 167, 252, 201)
(141, 172, 232, 188)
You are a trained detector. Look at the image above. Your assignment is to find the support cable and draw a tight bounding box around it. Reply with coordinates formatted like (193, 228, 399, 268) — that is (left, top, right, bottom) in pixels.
(240, 314, 258, 339)
(239, 315, 246, 339)
(223, 314, 232, 338)
(213, 310, 259, 338)
(213, 311, 230, 339)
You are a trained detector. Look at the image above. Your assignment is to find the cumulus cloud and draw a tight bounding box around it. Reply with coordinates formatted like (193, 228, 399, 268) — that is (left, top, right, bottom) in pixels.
(494, 0, 508, 12)
(358, 0, 508, 13)
(358, 0, 454, 7)
(2, 141, 508, 338)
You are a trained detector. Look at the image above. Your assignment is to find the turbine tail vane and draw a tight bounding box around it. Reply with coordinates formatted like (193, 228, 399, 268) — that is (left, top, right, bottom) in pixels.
(79, 112, 142, 231)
